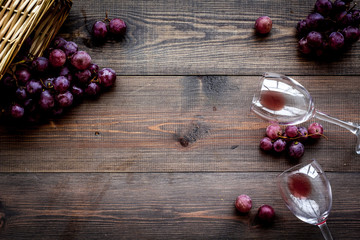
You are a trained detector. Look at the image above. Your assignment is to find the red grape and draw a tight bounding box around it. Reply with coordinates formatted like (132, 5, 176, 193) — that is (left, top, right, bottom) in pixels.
(75, 69, 92, 84)
(49, 49, 66, 67)
(26, 80, 43, 96)
(98, 67, 116, 88)
(255, 16, 272, 34)
(109, 18, 127, 36)
(62, 41, 78, 57)
(297, 126, 308, 142)
(285, 125, 298, 138)
(53, 76, 70, 93)
(306, 31, 323, 48)
(257, 205, 275, 224)
(56, 91, 73, 108)
(266, 123, 282, 139)
(315, 0, 333, 16)
(11, 104, 24, 119)
(260, 137, 273, 151)
(273, 139, 286, 152)
(15, 67, 31, 84)
(71, 51, 92, 70)
(92, 21, 108, 39)
(235, 195, 252, 214)
(85, 82, 101, 96)
(31, 57, 49, 73)
(308, 122, 324, 138)
(39, 90, 55, 110)
(288, 141, 305, 159)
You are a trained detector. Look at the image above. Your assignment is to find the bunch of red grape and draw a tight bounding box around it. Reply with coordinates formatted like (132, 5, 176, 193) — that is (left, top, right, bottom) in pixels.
(260, 122, 324, 159)
(0, 36, 116, 124)
(296, 0, 360, 58)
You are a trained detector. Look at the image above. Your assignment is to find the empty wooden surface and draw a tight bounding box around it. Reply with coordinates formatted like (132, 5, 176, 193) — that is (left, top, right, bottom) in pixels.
(1, 0, 360, 239)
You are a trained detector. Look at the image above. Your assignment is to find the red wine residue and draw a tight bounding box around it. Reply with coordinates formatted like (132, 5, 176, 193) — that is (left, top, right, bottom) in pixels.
(260, 90, 285, 111)
(288, 173, 312, 198)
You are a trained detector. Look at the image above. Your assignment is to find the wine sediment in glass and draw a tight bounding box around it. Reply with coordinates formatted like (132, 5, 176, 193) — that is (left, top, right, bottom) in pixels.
(279, 165, 332, 225)
(251, 76, 315, 125)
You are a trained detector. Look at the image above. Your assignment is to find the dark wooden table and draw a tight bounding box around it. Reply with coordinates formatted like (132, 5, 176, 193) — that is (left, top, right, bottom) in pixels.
(1, 0, 360, 239)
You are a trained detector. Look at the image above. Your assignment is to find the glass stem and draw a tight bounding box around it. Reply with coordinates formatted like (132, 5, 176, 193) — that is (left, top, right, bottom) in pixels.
(318, 222, 333, 240)
(315, 110, 360, 154)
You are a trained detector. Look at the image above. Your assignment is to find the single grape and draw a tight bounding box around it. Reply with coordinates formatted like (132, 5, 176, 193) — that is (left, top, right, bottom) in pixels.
(62, 41, 78, 57)
(56, 91, 73, 108)
(15, 67, 32, 84)
(306, 13, 324, 29)
(59, 66, 74, 82)
(260, 137, 273, 151)
(298, 38, 312, 54)
(98, 67, 116, 88)
(352, 10, 360, 25)
(71, 85, 84, 99)
(52, 36, 67, 49)
(85, 82, 101, 96)
(88, 63, 99, 76)
(26, 80, 43, 96)
(53, 76, 70, 93)
(235, 195, 252, 214)
(288, 141, 305, 159)
(297, 126, 308, 142)
(333, 0, 346, 12)
(39, 90, 55, 110)
(1, 74, 17, 90)
(306, 31, 323, 48)
(273, 139, 287, 152)
(285, 125, 298, 138)
(308, 122, 324, 138)
(75, 69, 92, 84)
(71, 51, 92, 70)
(49, 49, 66, 67)
(15, 87, 27, 101)
(296, 20, 309, 37)
(342, 26, 360, 42)
(329, 32, 345, 50)
(315, 0, 333, 16)
(255, 16, 272, 34)
(31, 57, 49, 73)
(109, 18, 127, 36)
(339, 13, 354, 26)
(11, 104, 24, 119)
(92, 21, 108, 39)
(266, 123, 282, 139)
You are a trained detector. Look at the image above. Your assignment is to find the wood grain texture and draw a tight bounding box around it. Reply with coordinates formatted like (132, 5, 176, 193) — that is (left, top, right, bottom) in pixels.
(0, 172, 359, 239)
(57, 0, 360, 76)
(0, 76, 359, 173)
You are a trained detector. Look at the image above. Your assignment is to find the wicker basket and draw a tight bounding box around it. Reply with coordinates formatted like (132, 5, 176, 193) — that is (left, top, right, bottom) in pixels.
(0, 0, 72, 79)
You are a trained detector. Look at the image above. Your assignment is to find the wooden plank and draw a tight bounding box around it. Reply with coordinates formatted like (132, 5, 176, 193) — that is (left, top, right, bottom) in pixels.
(58, 0, 360, 76)
(0, 76, 359, 173)
(0, 172, 358, 239)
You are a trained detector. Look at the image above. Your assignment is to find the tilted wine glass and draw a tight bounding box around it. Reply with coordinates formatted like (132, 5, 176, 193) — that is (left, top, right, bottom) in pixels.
(251, 72, 360, 154)
(277, 159, 333, 240)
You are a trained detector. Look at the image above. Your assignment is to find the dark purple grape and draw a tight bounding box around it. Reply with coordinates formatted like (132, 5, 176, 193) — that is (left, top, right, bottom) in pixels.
(52, 37, 67, 49)
(98, 67, 116, 88)
(1, 74, 17, 89)
(298, 37, 312, 54)
(85, 82, 101, 96)
(71, 85, 84, 99)
(31, 57, 49, 73)
(285, 125, 298, 138)
(329, 32, 345, 50)
(88, 63, 99, 76)
(56, 91, 73, 108)
(352, 10, 360, 25)
(26, 80, 43, 96)
(39, 90, 55, 110)
(53, 76, 70, 93)
(15, 87, 27, 101)
(11, 104, 24, 119)
(59, 66, 73, 82)
(71, 51, 92, 70)
(61, 41, 78, 57)
(75, 69, 91, 84)
(288, 141, 305, 159)
(273, 139, 287, 152)
(296, 20, 309, 37)
(49, 49, 66, 67)
(306, 31, 323, 48)
(342, 26, 360, 42)
(297, 126, 308, 142)
(306, 13, 324, 29)
(339, 13, 354, 26)
(315, 0, 333, 16)
(260, 137, 273, 151)
(15, 67, 31, 84)
(92, 21, 108, 39)
(109, 18, 127, 36)
(333, 0, 346, 12)
(24, 98, 36, 113)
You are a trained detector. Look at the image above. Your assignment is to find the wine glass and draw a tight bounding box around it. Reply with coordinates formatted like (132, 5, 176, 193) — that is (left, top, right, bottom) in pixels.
(277, 159, 333, 240)
(250, 72, 360, 154)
